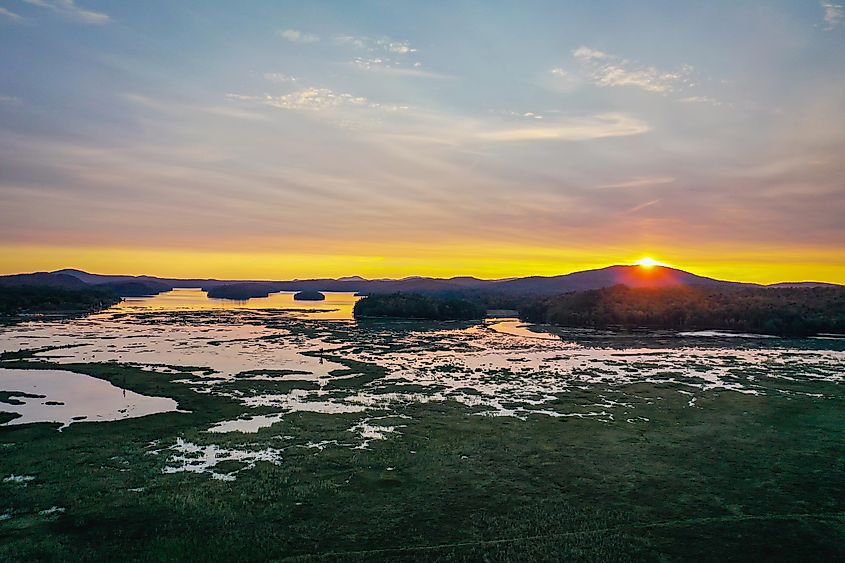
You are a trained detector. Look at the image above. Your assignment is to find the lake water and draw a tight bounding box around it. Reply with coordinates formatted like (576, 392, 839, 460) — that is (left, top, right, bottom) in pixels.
(113, 288, 361, 320)
(1, 288, 844, 437)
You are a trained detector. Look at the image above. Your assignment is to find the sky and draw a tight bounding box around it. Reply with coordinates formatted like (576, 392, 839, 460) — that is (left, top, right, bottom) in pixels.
(0, 0, 844, 283)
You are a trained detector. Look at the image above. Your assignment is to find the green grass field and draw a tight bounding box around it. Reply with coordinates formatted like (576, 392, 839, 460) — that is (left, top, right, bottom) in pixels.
(2, 342, 845, 562)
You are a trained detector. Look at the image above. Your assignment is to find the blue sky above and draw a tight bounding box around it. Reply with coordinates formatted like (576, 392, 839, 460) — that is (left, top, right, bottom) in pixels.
(0, 1, 843, 279)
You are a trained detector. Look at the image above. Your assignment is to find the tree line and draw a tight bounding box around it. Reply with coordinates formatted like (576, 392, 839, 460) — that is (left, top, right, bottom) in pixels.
(520, 285, 845, 336)
(0, 287, 121, 317)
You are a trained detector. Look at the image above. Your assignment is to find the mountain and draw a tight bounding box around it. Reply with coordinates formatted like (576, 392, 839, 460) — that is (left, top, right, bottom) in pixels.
(53, 268, 233, 289)
(491, 265, 750, 295)
(0, 272, 167, 297)
(1, 265, 838, 301)
(337, 276, 368, 282)
(0, 272, 88, 289)
(767, 282, 841, 288)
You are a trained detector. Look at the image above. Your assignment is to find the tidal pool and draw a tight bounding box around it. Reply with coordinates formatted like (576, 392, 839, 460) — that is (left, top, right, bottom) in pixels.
(0, 368, 180, 429)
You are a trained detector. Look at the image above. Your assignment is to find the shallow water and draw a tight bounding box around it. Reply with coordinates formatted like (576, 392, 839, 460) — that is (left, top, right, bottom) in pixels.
(0, 368, 180, 429)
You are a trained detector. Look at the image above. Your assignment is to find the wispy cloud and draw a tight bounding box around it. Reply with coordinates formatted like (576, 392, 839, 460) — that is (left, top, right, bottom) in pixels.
(0, 6, 23, 21)
(572, 46, 691, 93)
(0, 95, 22, 105)
(821, 1, 843, 29)
(335, 35, 417, 54)
(553, 46, 724, 105)
(126, 93, 266, 122)
(264, 88, 369, 111)
(263, 72, 298, 83)
(597, 176, 675, 189)
(337, 35, 437, 77)
(623, 199, 660, 214)
(276, 28, 319, 43)
(477, 113, 649, 142)
(227, 88, 387, 112)
(572, 46, 610, 62)
(350, 57, 450, 79)
(226, 85, 647, 144)
(565, 46, 694, 94)
(23, 0, 109, 24)
(677, 95, 721, 106)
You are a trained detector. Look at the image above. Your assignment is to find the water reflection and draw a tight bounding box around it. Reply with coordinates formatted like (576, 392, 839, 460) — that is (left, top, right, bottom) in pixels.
(111, 288, 360, 320)
(0, 368, 180, 429)
(485, 318, 561, 340)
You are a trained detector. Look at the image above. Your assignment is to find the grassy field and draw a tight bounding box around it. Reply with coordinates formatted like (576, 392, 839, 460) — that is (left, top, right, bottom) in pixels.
(2, 342, 845, 561)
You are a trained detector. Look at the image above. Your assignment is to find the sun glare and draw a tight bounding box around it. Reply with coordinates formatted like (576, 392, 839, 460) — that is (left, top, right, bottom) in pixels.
(635, 257, 661, 268)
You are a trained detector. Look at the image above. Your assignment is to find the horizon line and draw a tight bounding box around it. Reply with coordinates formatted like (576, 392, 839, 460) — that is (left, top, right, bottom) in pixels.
(2, 263, 840, 287)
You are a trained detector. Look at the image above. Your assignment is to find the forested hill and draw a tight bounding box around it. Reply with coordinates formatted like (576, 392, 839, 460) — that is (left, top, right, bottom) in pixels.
(0, 286, 121, 317)
(520, 285, 845, 337)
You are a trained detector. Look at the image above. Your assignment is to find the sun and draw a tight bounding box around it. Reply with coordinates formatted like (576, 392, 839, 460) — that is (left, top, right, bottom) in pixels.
(635, 257, 661, 268)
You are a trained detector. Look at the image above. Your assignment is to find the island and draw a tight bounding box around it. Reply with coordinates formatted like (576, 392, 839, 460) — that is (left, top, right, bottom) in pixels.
(206, 282, 278, 300)
(353, 293, 485, 320)
(293, 290, 326, 301)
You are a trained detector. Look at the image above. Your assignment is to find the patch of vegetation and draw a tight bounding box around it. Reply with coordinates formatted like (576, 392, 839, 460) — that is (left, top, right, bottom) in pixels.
(354, 293, 486, 321)
(294, 291, 326, 301)
(0, 391, 45, 406)
(520, 285, 845, 336)
(95, 281, 170, 297)
(0, 287, 121, 317)
(235, 369, 313, 378)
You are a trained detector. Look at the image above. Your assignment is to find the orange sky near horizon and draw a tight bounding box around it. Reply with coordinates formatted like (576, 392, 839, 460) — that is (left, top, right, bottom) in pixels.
(2, 4, 844, 289)
(2, 243, 843, 285)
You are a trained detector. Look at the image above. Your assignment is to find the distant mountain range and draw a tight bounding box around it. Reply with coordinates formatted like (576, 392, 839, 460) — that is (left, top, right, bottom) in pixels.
(0, 266, 839, 299)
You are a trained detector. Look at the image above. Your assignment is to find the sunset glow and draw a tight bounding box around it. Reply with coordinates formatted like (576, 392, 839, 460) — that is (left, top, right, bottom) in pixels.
(635, 257, 661, 269)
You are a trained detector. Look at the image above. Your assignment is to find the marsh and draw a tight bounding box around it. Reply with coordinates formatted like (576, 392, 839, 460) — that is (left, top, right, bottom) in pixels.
(1, 290, 844, 561)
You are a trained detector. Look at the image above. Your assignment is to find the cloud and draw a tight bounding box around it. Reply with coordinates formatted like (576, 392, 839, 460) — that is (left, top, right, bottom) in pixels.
(266, 88, 370, 110)
(276, 28, 319, 43)
(226, 85, 647, 144)
(566, 46, 693, 94)
(127, 93, 266, 121)
(335, 34, 442, 79)
(23, 0, 109, 24)
(476, 113, 649, 142)
(335, 35, 417, 55)
(677, 95, 722, 106)
(228, 88, 376, 112)
(572, 46, 609, 61)
(350, 57, 450, 79)
(263, 73, 298, 83)
(597, 176, 675, 189)
(821, 2, 843, 29)
(623, 199, 660, 214)
(0, 95, 22, 105)
(0, 7, 23, 21)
